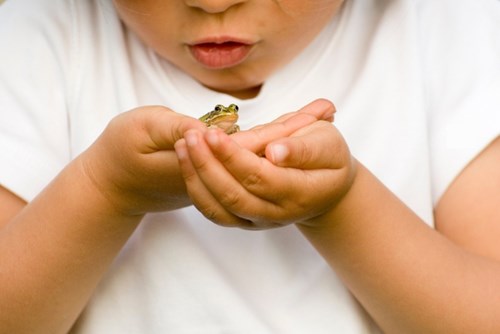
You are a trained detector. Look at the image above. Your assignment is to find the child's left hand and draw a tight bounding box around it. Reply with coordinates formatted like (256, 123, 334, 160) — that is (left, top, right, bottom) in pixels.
(174, 101, 355, 230)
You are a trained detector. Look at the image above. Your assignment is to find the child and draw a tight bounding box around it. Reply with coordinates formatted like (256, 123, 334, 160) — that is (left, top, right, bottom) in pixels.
(0, 0, 499, 332)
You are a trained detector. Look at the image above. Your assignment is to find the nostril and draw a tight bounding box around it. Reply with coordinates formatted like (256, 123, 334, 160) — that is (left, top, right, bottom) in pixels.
(184, 0, 246, 14)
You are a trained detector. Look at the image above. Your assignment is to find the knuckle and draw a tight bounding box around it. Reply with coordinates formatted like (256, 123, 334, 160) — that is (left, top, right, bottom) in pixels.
(296, 141, 313, 167)
(240, 169, 264, 189)
(182, 169, 198, 185)
(218, 188, 243, 209)
(199, 205, 219, 222)
(196, 203, 227, 226)
(197, 203, 244, 228)
(190, 155, 211, 173)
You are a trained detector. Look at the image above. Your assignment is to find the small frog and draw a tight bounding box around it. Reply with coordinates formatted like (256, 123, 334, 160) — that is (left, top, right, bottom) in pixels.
(199, 104, 240, 134)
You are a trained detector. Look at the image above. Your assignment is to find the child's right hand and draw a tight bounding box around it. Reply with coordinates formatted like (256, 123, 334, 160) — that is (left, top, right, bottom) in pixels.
(79, 106, 207, 216)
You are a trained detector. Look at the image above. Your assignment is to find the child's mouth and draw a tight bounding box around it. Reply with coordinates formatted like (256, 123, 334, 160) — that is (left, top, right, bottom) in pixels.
(189, 41, 253, 69)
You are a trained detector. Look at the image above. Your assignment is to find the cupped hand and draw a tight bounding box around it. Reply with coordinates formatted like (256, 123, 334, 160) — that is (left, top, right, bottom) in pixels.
(175, 100, 355, 229)
(80, 106, 207, 216)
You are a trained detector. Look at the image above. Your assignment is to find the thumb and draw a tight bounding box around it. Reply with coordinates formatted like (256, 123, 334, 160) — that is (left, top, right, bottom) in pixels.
(265, 122, 348, 170)
(297, 98, 336, 122)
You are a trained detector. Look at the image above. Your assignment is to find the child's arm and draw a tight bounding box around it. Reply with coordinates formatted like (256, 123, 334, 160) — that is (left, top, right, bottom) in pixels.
(299, 137, 500, 333)
(0, 156, 142, 334)
(177, 104, 500, 333)
(0, 106, 205, 334)
(435, 137, 500, 262)
(300, 140, 500, 333)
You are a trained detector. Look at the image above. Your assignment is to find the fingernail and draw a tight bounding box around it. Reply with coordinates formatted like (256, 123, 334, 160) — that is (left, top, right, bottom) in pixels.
(322, 107, 335, 120)
(324, 110, 334, 119)
(205, 129, 220, 146)
(314, 99, 335, 120)
(185, 131, 198, 147)
(174, 140, 187, 159)
(269, 144, 289, 163)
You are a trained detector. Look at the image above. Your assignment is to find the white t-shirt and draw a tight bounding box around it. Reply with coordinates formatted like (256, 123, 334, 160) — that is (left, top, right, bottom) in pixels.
(0, 0, 499, 332)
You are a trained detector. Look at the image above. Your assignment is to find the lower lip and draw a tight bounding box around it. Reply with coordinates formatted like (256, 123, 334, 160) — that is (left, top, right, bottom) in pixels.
(189, 42, 253, 69)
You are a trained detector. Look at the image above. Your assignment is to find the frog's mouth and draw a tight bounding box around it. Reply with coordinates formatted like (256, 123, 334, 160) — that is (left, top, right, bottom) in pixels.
(214, 118, 238, 129)
(189, 41, 253, 69)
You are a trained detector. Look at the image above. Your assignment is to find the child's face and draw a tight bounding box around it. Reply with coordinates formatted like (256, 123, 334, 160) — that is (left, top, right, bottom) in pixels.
(114, 0, 343, 98)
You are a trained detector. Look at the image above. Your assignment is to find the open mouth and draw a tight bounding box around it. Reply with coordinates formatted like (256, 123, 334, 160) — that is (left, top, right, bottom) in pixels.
(189, 41, 253, 69)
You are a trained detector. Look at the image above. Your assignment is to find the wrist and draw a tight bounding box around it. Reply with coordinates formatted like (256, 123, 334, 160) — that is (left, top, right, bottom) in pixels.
(74, 151, 144, 220)
(296, 156, 358, 230)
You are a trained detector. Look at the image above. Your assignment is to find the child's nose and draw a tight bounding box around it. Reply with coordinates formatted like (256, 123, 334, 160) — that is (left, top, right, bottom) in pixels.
(184, 0, 247, 14)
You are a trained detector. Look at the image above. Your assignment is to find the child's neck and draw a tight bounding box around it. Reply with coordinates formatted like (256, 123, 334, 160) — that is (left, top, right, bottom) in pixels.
(210, 85, 262, 100)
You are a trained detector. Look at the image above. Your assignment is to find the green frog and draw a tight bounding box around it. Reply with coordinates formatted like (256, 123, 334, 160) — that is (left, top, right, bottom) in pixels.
(199, 104, 240, 134)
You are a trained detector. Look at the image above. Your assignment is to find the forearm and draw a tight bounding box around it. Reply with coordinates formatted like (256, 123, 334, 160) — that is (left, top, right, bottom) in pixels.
(298, 162, 500, 333)
(0, 157, 142, 334)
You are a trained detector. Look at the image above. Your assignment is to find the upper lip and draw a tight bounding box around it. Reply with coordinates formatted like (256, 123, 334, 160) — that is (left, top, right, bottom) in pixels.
(189, 36, 256, 46)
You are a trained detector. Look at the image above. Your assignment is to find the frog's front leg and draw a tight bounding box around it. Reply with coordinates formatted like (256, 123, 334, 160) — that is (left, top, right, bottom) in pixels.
(226, 124, 240, 135)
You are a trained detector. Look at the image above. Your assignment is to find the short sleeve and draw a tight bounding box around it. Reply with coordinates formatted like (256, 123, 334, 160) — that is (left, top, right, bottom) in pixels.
(0, 0, 73, 201)
(418, 0, 500, 203)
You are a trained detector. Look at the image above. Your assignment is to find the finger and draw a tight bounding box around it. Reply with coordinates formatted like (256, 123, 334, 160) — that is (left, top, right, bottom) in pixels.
(295, 98, 336, 123)
(183, 129, 343, 226)
(143, 106, 207, 151)
(261, 99, 336, 124)
(179, 129, 281, 224)
(174, 137, 255, 228)
(202, 130, 321, 225)
(232, 99, 335, 154)
(183, 129, 290, 224)
(233, 113, 319, 154)
(265, 122, 350, 169)
(205, 129, 335, 223)
(204, 129, 295, 202)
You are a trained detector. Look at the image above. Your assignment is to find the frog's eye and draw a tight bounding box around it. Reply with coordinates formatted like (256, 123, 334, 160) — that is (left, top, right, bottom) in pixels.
(214, 105, 222, 112)
(229, 104, 239, 112)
